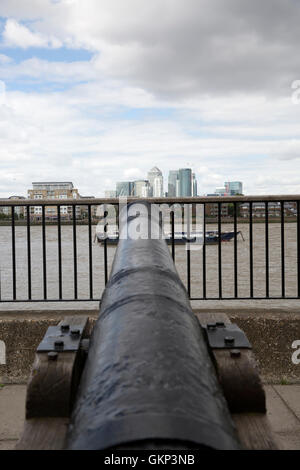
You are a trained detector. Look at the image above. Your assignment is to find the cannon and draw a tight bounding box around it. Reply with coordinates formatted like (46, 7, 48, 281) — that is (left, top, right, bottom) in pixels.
(17, 202, 277, 450)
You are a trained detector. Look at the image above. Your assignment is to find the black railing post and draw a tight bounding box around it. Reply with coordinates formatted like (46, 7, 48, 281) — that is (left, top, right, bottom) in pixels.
(265, 202, 269, 298)
(88, 205, 93, 299)
(202, 203, 206, 299)
(42, 205, 47, 300)
(104, 208, 108, 285)
(26, 206, 31, 300)
(281, 201, 285, 298)
(186, 204, 191, 298)
(218, 202, 222, 299)
(72, 205, 78, 300)
(171, 209, 175, 261)
(11, 206, 16, 300)
(57, 205, 62, 300)
(233, 202, 238, 298)
(249, 202, 253, 298)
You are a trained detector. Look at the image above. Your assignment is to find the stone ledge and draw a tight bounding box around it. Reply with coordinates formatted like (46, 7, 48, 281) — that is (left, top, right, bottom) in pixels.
(0, 309, 299, 384)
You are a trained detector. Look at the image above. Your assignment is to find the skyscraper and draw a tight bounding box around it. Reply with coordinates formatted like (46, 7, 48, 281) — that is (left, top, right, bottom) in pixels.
(147, 167, 163, 197)
(168, 170, 179, 197)
(176, 179, 180, 197)
(153, 176, 164, 197)
(178, 168, 192, 197)
(116, 181, 133, 196)
(133, 180, 150, 197)
(192, 173, 198, 196)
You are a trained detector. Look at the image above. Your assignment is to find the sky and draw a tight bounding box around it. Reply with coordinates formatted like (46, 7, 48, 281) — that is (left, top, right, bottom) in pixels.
(0, 0, 300, 197)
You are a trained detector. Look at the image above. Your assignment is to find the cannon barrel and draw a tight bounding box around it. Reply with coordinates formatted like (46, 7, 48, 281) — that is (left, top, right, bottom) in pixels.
(67, 202, 240, 450)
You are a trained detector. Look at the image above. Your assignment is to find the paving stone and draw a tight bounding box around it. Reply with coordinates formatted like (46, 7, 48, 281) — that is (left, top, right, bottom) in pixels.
(273, 385, 300, 421)
(275, 431, 300, 450)
(265, 385, 300, 433)
(264, 385, 300, 449)
(0, 385, 26, 440)
(0, 440, 17, 450)
(0, 383, 300, 449)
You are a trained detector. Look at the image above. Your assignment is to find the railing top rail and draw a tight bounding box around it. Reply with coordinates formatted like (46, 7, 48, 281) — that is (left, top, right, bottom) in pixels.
(1, 195, 300, 206)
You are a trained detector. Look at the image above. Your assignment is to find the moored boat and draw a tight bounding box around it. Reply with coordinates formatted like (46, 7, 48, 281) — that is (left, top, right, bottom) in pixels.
(95, 230, 243, 245)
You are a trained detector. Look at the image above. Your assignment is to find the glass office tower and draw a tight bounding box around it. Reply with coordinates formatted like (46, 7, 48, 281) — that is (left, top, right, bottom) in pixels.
(179, 168, 192, 197)
(168, 170, 179, 197)
(224, 181, 243, 195)
(116, 181, 133, 196)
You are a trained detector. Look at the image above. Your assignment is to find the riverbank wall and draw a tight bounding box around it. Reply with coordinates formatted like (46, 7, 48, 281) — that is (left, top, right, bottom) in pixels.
(0, 307, 299, 384)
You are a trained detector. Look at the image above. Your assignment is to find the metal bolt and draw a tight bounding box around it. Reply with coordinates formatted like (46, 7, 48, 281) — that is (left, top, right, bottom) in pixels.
(48, 351, 58, 361)
(54, 340, 64, 350)
(71, 329, 80, 338)
(230, 349, 241, 358)
(61, 324, 69, 332)
(224, 336, 235, 345)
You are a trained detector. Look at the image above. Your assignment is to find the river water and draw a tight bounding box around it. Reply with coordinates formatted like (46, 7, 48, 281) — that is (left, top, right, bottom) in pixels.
(0, 222, 299, 311)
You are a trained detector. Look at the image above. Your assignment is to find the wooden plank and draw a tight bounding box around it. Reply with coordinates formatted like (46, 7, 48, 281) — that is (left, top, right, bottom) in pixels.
(26, 316, 88, 418)
(195, 311, 278, 450)
(26, 352, 79, 418)
(16, 418, 69, 450)
(16, 315, 89, 450)
(195, 311, 266, 413)
(232, 413, 279, 450)
(213, 349, 266, 413)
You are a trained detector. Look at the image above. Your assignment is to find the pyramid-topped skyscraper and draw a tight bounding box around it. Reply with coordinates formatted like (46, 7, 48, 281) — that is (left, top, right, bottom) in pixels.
(147, 167, 163, 197)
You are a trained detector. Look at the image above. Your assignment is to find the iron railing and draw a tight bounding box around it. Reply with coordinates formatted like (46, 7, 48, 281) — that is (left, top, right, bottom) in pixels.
(0, 196, 300, 302)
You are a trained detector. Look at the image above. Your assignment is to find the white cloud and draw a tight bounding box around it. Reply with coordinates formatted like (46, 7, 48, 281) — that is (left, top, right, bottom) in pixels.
(2, 19, 62, 49)
(1, 1, 300, 95)
(0, 80, 5, 106)
(0, 56, 98, 83)
(123, 168, 144, 179)
(0, 77, 299, 198)
(0, 54, 12, 64)
(0, 81, 299, 198)
(0, 1, 300, 197)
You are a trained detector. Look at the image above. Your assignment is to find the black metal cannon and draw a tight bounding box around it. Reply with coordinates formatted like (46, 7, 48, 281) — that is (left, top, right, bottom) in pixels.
(17, 202, 277, 450)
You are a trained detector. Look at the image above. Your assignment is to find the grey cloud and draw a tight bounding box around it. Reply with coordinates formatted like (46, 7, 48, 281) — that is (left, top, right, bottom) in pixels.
(1, 0, 300, 99)
(89, 0, 300, 98)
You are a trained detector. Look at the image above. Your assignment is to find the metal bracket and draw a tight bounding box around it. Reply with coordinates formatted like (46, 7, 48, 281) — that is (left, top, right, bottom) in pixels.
(202, 322, 252, 349)
(37, 323, 85, 353)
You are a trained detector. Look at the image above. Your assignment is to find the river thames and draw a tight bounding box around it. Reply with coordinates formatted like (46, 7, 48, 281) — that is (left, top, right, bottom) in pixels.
(0, 222, 299, 311)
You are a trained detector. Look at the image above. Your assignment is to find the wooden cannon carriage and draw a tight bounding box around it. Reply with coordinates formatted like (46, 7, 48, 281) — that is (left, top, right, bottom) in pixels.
(16, 202, 277, 450)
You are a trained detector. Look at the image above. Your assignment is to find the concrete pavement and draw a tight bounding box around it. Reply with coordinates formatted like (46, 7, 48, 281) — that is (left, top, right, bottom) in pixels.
(0, 385, 26, 450)
(0, 384, 299, 450)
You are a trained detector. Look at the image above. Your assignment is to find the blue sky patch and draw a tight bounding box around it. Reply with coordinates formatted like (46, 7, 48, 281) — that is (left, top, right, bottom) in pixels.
(0, 45, 94, 64)
(120, 107, 174, 120)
